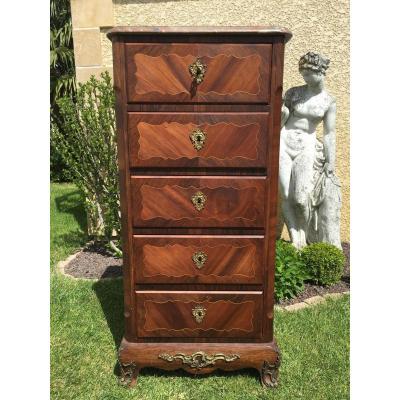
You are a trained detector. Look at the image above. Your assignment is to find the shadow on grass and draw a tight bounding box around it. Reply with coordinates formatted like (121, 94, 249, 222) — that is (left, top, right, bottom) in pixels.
(92, 278, 124, 349)
(55, 189, 87, 232)
(52, 230, 88, 252)
(137, 366, 261, 383)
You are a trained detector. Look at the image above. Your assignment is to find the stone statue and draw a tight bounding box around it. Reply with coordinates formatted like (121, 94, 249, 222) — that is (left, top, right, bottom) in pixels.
(280, 52, 342, 250)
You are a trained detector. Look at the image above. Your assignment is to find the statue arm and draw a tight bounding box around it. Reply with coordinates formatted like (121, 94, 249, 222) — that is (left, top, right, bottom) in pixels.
(323, 100, 337, 173)
(281, 103, 290, 128)
(281, 89, 292, 128)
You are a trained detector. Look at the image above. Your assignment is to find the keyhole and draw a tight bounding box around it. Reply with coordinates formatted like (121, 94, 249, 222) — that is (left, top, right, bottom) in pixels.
(197, 199, 202, 204)
(197, 256, 203, 262)
(196, 135, 201, 142)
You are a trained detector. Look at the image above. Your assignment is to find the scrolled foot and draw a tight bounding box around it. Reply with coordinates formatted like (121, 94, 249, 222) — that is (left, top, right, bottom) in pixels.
(260, 352, 281, 388)
(261, 363, 279, 387)
(119, 360, 139, 387)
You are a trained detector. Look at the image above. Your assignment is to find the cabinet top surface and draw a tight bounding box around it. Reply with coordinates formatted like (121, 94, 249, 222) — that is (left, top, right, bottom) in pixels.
(107, 25, 292, 41)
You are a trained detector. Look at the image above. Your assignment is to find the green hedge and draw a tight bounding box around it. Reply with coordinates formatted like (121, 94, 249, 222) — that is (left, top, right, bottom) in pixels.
(301, 243, 345, 286)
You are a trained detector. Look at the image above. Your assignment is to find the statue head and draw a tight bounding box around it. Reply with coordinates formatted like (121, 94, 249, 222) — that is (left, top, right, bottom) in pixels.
(299, 52, 330, 86)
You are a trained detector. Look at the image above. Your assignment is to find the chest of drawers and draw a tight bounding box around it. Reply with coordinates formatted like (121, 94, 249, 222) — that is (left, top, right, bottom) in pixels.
(107, 26, 292, 388)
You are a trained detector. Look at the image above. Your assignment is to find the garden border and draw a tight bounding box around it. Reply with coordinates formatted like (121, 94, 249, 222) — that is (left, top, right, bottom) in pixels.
(275, 291, 350, 312)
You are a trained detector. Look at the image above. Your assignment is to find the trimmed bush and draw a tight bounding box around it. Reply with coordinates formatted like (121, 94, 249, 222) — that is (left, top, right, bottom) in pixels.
(275, 240, 309, 301)
(301, 243, 345, 286)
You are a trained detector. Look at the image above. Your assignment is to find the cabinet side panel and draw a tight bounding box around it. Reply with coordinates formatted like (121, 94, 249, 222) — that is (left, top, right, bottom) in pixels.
(263, 41, 285, 341)
(112, 37, 136, 340)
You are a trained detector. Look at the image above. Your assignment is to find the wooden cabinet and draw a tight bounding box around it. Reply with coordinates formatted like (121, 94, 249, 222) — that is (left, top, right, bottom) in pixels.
(108, 26, 291, 388)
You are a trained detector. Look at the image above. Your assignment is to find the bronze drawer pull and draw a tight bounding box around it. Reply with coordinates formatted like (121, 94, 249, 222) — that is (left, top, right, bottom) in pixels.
(191, 191, 207, 211)
(192, 251, 207, 269)
(189, 128, 207, 151)
(189, 58, 207, 84)
(192, 305, 206, 323)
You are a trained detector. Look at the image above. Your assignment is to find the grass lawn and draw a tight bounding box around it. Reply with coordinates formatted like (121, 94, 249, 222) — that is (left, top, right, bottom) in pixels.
(50, 183, 349, 400)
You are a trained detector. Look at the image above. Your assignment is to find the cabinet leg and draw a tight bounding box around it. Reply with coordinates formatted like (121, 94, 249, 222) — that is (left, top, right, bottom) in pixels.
(119, 360, 139, 387)
(260, 362, 279, 387)
(260, 350, 281, 388)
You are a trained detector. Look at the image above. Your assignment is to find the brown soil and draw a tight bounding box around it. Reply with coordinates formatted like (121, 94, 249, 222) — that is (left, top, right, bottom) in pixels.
(64, 242, 122, 279)
(63, 241, 350, 304)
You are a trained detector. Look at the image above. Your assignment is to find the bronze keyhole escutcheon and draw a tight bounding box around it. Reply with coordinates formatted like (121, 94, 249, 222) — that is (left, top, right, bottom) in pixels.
(188, 58, 207, 84)
(192, 251, 207, 269)
(191, 191, 207, 211)
(192, 305, 206, 323)
(189, 128, 206, 151)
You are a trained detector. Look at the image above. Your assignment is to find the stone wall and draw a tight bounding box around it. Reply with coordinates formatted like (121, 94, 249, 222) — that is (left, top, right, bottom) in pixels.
(70, 0, 350, 242)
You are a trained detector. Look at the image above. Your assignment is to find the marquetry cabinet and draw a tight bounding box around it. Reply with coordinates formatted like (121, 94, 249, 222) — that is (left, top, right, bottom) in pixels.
(107, 26, 292, 387)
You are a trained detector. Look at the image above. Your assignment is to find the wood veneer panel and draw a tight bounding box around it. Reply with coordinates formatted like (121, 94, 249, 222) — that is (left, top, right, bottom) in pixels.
(136, 291, 262, 338)
(133, 235, 264, 284)
(131, 176, 266, 228)
(128, 113, 268, 168)
(125, 43, 271, 103)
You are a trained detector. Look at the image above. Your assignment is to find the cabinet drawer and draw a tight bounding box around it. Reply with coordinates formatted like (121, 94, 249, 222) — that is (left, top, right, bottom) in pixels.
(133, 235, 264, 284)
(128, 113, 268, 168)
(136, 291, 263, 338)
(131, 176, 266, 228)
(125, 43, 272, 103)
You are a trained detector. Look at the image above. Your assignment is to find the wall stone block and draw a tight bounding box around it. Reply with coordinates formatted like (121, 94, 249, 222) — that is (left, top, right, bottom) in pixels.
(73, 28, 102, 67)
(71, 0, 114, 28)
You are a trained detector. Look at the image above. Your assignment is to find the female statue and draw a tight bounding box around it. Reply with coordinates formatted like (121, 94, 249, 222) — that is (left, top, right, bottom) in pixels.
(280, 52, 342, 249)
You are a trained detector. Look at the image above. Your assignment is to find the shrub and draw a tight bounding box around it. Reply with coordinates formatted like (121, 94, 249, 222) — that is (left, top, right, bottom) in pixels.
(276, 239, 298, 260)
(51, 72, 121, 255)
(50, 140, 71, 182)
(274, 240, 309, 301)
(300, 243, 345, 286)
